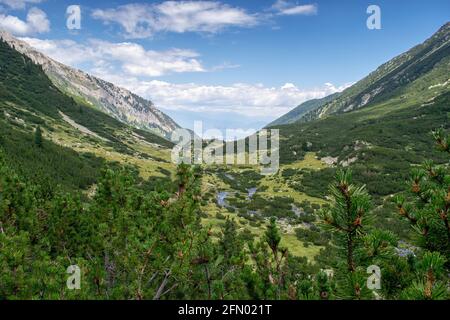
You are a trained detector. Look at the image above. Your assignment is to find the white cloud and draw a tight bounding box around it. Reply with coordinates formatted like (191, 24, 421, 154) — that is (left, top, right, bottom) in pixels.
(92, 1, 258, 38)
(272, 0, 317, 16)
(0, 0, 45, 10)
(25, 6, 49, 32)
(19, 35, 351, 124)
(111, 79, 351, 118)
(19, 38, 88, 64)
(0, 7, 49, 35)
(0, 13, 29, 34)
(21, 37, 206, 76)
(210, 61, 240, 72)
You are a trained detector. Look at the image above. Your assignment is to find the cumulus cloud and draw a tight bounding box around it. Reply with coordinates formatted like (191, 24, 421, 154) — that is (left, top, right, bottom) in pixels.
(272, 0, 317, 16)
(20, 36, 351, 126)
(92, 1, 258, 38)
(25, 6, 49, 31)
(0, 0, 45, 10)
(121, 80, 350, 118)
(21, 37, 206, 76)
(121, 80, 350, 137)
(0, 7, 49, 35)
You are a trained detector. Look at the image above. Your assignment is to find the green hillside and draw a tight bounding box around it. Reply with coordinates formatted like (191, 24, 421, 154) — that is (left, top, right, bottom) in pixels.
(267, 23, 450, 203)
(0, 38, 174, 192)
(275, 91, 449, 197)
(268, 93, 340, 126)
(298, 22, 450, 122)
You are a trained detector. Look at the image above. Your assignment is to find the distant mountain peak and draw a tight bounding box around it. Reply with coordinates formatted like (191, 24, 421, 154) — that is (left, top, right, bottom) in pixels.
(0, 30, 180, 138)
(267, 92, 341, 127)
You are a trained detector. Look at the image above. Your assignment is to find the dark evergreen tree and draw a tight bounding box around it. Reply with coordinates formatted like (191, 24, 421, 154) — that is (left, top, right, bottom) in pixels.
(319, 169, 397, 299)
(34, 126, 43, 148)
(395, 129, 449, 300)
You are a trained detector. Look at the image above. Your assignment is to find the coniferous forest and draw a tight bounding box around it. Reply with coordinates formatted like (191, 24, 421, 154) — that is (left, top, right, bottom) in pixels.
(0, 131, 448, 300)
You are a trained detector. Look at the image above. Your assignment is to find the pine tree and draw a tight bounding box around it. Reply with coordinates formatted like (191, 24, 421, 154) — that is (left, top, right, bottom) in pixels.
(395, 129, 450, 255)
(247, 217, 290, 299)
(395, 128, 449, 300)
(318, 169, 395, 299)
(265, 217, 282, 258)
(34, 126, 43, 148)
(315, 271, 333, 300)
(219, 218, 245, 267)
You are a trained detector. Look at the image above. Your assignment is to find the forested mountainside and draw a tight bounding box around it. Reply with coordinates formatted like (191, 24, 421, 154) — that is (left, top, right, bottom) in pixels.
(267, 23, 450, 205)
(0, 31, 180, 138)
(0, 38, 174, 192)
(272, 22, 449, 124)
(268, 93, 340, 126)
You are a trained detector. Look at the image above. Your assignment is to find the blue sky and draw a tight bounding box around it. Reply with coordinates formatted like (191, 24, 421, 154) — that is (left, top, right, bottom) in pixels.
(1, 0, 449, 135)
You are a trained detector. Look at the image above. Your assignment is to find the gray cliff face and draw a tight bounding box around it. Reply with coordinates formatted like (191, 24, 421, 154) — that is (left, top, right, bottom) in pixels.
(0, 30, 180, 138)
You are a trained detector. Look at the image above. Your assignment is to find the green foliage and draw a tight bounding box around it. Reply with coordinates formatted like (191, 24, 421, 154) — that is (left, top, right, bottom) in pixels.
(296, 225, 330, 246)
(246, 219, 291, 300)
(395, 130, 450, 259)
(216, 169, 263, 193)
(34, 126, 42, 148)
(223, 192, 298, 220)
(265, 217, 282, 255)
(0, 120, 105, 192)
(276, 92, 450, 204)
(0, 38, 172, 157)
(0, 37, 171, 193)
(318, 169, 399, 299)
(393, 129, 450, 300)
(0, 158, 306, 300)
(401, 252, 448, 300)
(432, 128, 450, 154)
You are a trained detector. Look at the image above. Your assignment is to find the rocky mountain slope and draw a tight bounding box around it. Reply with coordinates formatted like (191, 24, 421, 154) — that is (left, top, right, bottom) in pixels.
(0, 37, 175, 191)
(273, 22, 450, 125)
(0, 30, 180, 138)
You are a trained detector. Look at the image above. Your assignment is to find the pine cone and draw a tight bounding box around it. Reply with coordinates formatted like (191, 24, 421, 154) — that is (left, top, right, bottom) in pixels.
(399, 207, 407, 216)
(320, 291, 329, 300)
(353, 217, 362, 226)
